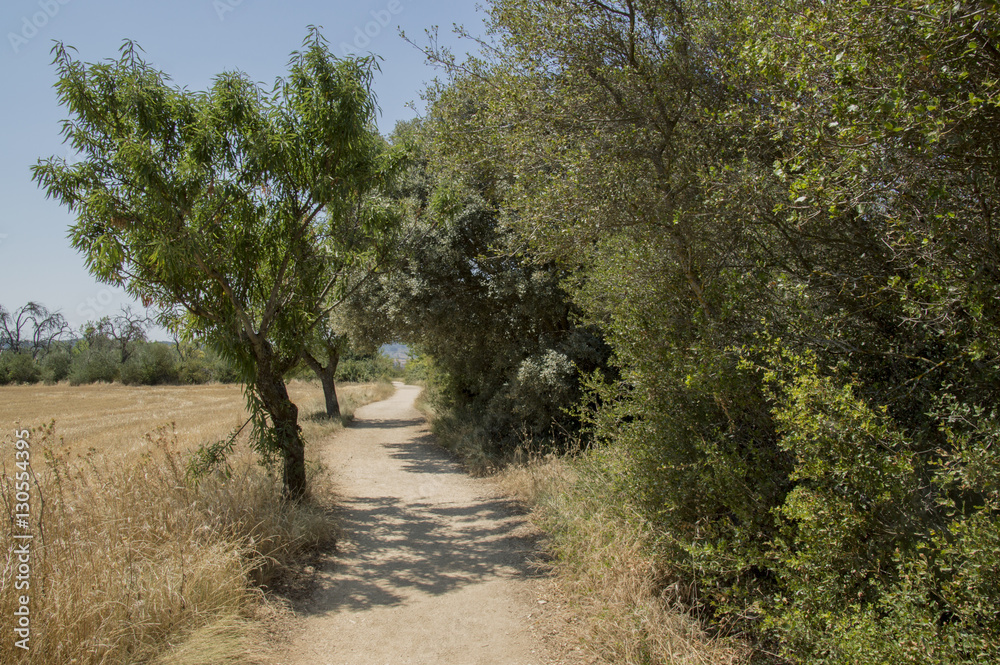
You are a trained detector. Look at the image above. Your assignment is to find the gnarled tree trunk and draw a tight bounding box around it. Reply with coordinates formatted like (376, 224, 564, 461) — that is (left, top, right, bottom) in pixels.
(255, 341, 306, 500)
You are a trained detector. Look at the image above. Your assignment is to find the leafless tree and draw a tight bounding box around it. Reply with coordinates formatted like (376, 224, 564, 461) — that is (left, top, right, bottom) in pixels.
(92, 306, 153, 364)
(0, 302, 70, 358)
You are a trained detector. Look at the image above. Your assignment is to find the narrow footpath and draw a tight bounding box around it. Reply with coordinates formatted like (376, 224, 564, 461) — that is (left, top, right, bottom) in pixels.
(271, 383, 588, 665)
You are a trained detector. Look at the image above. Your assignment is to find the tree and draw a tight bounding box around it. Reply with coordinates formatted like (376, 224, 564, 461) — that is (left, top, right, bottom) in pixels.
(422, 0, 791, 598)
(92, 305, 151, 364)
(300, 322, 347, 419)
(0, 302, 69, 358)
(420, 0, 1000, 659)
(341, 118, 610, 449)
(33, 31, 400, 499)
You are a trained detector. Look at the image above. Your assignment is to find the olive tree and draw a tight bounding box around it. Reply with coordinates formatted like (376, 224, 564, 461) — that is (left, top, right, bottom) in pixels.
(33, 32, 398, 499)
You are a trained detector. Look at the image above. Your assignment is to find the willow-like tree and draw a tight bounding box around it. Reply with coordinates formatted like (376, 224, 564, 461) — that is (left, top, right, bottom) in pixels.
(33, 31, 399, 499)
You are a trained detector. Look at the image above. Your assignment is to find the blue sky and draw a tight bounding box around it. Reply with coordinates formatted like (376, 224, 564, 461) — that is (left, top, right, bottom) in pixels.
(0, 0, 486, 336)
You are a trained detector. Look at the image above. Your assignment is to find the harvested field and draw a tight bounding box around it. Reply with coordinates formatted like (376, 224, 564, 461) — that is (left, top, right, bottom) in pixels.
(0, 379, 395, 665)
(0, 380, 391, 459)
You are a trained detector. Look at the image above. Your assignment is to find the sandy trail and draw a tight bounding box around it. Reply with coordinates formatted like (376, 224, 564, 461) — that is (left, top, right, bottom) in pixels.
(273, 383, 582, 665)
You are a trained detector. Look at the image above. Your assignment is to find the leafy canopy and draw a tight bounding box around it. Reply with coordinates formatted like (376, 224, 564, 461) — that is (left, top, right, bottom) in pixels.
(33, 29, 402, 495)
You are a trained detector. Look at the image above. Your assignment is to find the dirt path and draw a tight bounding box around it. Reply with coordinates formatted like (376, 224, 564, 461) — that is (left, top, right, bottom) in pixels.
(271, 383, 586, 665)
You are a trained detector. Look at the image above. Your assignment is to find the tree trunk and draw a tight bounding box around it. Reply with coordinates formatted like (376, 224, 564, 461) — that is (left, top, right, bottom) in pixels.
(319, 365, 340, 419)
(303, 347, 341, 419)
(255, 343, 306, 500)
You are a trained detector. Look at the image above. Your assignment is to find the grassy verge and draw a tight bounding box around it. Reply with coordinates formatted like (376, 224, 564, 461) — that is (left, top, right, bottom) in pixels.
(0, 380, 395, 664)
(432, 410, 749, 665)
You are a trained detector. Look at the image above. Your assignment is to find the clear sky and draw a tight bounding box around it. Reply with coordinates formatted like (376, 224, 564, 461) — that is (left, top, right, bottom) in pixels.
(0, 0, 485, 336)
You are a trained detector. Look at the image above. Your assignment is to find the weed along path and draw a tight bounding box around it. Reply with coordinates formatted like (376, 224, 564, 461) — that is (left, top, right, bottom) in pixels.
(272, 382, 585, 665)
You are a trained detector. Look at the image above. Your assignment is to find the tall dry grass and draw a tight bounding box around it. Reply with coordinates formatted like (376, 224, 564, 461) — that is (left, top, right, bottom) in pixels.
(498, 452, 750, 665)
(0, 380, 395, 664)
(0, 424, 331, 664)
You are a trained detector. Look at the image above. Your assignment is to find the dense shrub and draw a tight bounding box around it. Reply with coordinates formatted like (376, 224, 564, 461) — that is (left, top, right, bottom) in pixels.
(40, 348, 72, 383)
(335, 349, 395, 383)
(69, 347, 120, 385)
(419, 0, 1000, 660)
(345, 152, 612, 451)
(184, 346, 241, 384)
(754, 356, 1000, 663)
(120, 343, 179, 385)
(177, 354, 215, 384)
(57, 339, 239, 386)
(0, 352, 41, 385)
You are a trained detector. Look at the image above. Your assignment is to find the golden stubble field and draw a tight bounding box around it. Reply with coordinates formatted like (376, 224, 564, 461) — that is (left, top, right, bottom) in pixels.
(0, 379, 395, 665)
(0, 379, 381, 459)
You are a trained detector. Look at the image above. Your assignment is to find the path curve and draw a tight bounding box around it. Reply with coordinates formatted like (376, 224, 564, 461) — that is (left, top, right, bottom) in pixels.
(272, 383, 583, 665)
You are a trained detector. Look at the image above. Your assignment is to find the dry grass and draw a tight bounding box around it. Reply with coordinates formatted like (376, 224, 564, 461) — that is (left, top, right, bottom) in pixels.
(0, 380, 393, 459)
(423, 402, 745, 663)
(424, 405, 513, 476)
(0, 379, 396, 664)
(498, 453, 750, 665)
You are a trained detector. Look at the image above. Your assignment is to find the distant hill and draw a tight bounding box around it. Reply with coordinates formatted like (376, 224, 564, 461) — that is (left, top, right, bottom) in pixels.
(380, 343, 409, 366)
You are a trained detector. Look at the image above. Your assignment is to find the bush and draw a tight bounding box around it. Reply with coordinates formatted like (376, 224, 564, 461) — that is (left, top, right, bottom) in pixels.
(69, 348, 120, 385)
(402, 350, 433, 384)
(120, 343, 179, 385)
(337, 350, 394, 383)
(510, 449, 749, 665)
(177, 354, 214, 384)
(40, 348, 72, 384)
(755, 353, 1000, 664)
(0, 352, 41, 385)
(208, 355, 240, 383)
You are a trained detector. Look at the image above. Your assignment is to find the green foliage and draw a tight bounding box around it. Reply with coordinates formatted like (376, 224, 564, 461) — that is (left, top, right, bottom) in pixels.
(336, 347, 394, 383)
(0, 352, 41, 385)
(401, 349, 434, 384)
(755, 352, 1000, 663)
(40, 347, 72, 383)
(419, 0, 1000, 660)
(176, 350, 233, 384)
(68, 344, 120, 385)
(33, 30, 401, 497)
(349, 155, 610, 450)
(120, 343, 180, 385)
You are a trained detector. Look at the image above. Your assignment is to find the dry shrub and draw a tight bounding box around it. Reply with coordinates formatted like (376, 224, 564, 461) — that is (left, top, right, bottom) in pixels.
(426, 408, 503, 476)
(0, 423, 334, 665)
(150, 614, 253, 665)
(499, 452, 749, 665)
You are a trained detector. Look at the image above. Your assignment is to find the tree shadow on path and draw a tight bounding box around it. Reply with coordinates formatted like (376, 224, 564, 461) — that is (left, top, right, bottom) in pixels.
(297, 425, 545, 616)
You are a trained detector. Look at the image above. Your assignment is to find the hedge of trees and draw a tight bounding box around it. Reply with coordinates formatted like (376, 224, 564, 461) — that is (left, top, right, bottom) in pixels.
(1, 302, 395, 388)
(373, 1, 1000, 662)
(0, 303, 236, 386)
